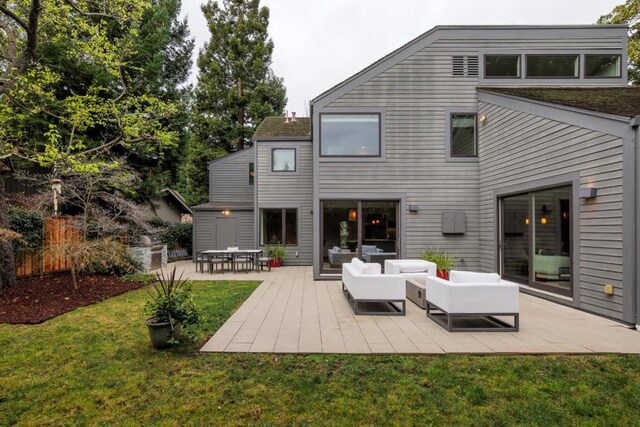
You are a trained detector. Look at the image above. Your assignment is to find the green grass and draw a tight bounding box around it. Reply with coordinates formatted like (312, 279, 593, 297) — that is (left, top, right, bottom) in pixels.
(1, 280, 639, 426)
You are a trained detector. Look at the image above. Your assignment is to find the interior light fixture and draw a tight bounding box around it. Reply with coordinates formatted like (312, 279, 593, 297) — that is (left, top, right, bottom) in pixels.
(349, 209, 357, 221)
(525, 217, 530, 225)
(540, 216, 547, 225)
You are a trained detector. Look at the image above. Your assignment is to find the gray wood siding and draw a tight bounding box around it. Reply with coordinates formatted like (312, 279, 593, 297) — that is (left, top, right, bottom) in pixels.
(193, 210, 254, 255)
(257, 141, 313, 265)
(477, 101, 625, 320)
(209, 148, 254, 204)
(316, 32, 624, 273)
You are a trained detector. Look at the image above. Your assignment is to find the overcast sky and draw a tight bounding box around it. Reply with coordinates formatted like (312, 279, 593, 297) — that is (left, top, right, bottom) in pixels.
(181, 0, 623, 115)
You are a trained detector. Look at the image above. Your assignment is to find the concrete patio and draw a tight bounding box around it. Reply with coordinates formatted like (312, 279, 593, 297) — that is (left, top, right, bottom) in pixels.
(167, 262, 640, 354)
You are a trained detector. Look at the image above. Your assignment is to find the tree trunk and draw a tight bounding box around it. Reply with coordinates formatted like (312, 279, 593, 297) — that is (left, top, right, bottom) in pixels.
(0, 177, 17, 288)
(70, 264, 78, 290)
(236, 78, 244, 151)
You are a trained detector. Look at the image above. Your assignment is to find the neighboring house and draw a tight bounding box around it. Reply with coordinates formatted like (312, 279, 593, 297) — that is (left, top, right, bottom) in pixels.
(144, 188, 193, 224)
(194, 25, 640, 326)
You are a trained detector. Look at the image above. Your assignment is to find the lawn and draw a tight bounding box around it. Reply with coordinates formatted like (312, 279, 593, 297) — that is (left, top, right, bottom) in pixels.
(1, 280, 639, 426)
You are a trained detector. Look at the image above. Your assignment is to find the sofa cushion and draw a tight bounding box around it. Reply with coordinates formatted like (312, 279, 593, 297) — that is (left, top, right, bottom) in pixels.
(449, 270, 500, 284)
(361, 245, 378, 255)
(398, 260, 430, 273)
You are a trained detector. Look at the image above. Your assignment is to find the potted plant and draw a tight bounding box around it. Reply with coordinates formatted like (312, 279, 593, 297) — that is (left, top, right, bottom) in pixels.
(145, 266, 202, 349)
(266, 243, 286, 268)
(420, 248, 456, 280)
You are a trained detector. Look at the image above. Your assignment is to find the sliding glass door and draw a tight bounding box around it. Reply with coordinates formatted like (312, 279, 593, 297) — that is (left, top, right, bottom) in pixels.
(321, 200, 399, 274)
(500, 185, 572, 296)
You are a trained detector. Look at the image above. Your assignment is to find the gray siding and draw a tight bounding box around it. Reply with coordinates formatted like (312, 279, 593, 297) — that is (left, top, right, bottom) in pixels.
(193, 210, 254, 256)
(256, 141, 313, 265)
(477, 101, 626, 320)
(209, 148, 255, 204)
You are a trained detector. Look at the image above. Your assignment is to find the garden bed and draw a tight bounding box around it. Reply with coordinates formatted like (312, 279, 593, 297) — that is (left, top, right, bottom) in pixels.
(0, 273, 147, 324)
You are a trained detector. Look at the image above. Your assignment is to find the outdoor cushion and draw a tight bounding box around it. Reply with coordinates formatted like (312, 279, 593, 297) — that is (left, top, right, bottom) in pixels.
(449, 270, 500, 284)
(398, 260, 431, 273)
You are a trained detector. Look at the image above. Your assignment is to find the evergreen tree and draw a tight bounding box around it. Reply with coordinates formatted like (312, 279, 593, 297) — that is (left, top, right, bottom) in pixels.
(599, 0, 640, 84)
(185, 0, 286, 204)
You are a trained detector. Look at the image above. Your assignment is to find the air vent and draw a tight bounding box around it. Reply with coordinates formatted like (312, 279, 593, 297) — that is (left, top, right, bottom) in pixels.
(452, 56, 465, 76)
(452, 55, 478, 77)
(467, 56, 479, 76)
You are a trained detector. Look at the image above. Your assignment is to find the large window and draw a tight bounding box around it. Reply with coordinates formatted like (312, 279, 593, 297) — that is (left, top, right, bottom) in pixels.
(484, 55, 520, 78)
(271, 148, 296, 172)
(526, 55, 579, 78)
(260, 208, 298, 245)
(320, 113, 381, 157)
(585, 54, 621, 78)
(450, 114, 477, 157)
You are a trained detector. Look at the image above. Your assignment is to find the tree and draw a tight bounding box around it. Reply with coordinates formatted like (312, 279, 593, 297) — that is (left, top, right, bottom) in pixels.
(599, 0, 640, 84)
(0, 1, 179, 287)
(185, 0, 286, 204)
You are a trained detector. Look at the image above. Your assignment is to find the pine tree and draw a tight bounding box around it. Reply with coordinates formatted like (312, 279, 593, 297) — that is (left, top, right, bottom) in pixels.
(599, 0, 640, 84)
(185, 0, 286, 204)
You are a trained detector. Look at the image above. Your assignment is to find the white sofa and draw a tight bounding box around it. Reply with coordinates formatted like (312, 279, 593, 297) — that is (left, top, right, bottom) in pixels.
(424, 270, 520, 332)
(342, 258, 406, 315)
(328, 247, 356, 266)
(385, 259, 437, 309)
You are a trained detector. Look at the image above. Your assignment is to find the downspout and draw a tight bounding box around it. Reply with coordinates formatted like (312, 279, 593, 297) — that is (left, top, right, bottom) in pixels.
(633, 116, 640, 330)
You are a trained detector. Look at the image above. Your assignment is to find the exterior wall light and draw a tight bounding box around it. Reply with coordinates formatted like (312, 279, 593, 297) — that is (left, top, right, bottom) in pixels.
(479, 115, 488, 125)
(525, 217, 530, 225)
(579, 187, 597, 199)
(409, 204, 420, 212)
(222, 210, 230, 216)
(540, 216, 547, 225)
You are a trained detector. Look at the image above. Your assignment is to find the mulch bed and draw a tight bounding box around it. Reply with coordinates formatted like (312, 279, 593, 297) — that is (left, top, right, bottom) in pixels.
(0, 273, 147, 324)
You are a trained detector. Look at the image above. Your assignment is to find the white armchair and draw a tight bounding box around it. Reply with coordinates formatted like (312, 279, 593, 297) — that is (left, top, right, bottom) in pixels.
(342, 258, 406, 315)
(424, 270, 520, 332)
(385, 259, 437, 309)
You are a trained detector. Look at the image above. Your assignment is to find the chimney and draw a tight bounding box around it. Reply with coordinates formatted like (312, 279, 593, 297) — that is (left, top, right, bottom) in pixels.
(284, 110, 289, 124)
(291, 112, 297, 122)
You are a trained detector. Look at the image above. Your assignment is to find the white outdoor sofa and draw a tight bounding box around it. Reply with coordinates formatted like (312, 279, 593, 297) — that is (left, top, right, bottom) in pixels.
(385, 259, 437, 309)
(342, 258, 406, 315)
(424, 271, 520, 332)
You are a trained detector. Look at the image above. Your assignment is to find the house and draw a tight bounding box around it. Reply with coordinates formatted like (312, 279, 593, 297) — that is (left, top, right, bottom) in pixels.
(143, 188, 193, 224)
(193, 25, 640, 326)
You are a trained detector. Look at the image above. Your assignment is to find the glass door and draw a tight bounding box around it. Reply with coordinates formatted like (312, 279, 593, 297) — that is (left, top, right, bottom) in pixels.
(320, 200, 400, 274)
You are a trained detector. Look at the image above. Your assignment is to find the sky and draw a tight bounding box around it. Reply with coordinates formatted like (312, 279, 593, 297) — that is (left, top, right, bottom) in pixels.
(181, 0, 623, 116)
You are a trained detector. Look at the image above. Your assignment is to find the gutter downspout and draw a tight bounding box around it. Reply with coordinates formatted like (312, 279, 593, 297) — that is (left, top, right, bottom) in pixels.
(632, 116, 640, 330)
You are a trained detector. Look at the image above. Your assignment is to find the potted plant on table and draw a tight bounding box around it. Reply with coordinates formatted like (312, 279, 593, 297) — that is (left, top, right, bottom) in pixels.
(145, 266, 202, 349)
(420, 248, 456, 280)
(265, 243, 286, 268)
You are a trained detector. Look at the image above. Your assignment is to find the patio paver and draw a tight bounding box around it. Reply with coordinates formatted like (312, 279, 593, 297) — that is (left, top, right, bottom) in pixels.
(187, 264, 640, 354)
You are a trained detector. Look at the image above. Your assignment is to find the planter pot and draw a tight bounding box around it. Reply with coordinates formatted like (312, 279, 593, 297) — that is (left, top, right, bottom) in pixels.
(437, 270, 450, 280)
(145, 317, 181, 349)
(268, 259, 282, 268)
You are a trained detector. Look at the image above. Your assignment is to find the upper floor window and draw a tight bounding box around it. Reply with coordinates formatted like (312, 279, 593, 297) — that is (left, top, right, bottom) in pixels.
(271, 148, 296, 172)
(248, 162, 255, 185)
(484, 55, 520, 78)
(526, 55, 579, 78)
(450, 114, 477, 157)
(320, 114, 380, 157)
(585, 54, 621, 78)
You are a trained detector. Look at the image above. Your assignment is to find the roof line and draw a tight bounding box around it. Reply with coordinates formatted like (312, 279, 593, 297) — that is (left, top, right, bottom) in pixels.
(311, 24, 628, 108)
(162, 188, 193, 215)
(208, 146, 255, 165)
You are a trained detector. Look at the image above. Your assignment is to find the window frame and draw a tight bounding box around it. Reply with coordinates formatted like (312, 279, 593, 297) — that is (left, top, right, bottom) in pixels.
(319, 112, 382, 158)
(483, 54, 521, 79)
(271, 148, 297, 173)
(247, 161, 255, 186)
(584, 54, 622, 79)
(259, 207, 299, 246)
(445, 109, 478, 162)
(525, 54, 580, 79)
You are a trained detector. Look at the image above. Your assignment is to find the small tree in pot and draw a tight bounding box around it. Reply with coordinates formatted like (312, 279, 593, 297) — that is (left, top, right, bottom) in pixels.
(265, 243, 286, 267)
(145, 266, 202, 348)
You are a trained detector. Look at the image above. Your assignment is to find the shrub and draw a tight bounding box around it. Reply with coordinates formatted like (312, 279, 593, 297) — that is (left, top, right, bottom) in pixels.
(150, 218, 192, 253)
(8, 206, 43, 251)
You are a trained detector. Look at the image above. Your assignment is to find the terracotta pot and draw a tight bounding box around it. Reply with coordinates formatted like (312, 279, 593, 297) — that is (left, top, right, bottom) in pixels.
(268, 259, 282, 268)
(437, 270, 449, 280)
(145, 317, 181, 349)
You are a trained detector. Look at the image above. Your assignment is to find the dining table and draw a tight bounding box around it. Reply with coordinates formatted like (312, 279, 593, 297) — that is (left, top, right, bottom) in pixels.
(200, 249, 263, 273)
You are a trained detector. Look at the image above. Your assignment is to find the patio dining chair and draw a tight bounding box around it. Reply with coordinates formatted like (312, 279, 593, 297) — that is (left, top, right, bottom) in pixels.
(258, 256, 272, 272)
(233, 252, 253, 273)
(208, 254, 227, 273)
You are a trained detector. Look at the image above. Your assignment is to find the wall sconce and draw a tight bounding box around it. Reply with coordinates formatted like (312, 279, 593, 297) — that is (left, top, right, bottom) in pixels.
(540, 216, 547, 225)
(479, 115, 488, 125)
(222, 210, 230, 216)
(348, 209, 357, 221)
(409, 204, 420, 212)
(579, 187, 597, 199)
(525, 217, 530, 225)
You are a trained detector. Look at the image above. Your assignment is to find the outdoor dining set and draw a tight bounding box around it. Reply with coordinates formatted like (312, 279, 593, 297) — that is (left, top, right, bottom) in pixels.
(195, 247, 272, 274)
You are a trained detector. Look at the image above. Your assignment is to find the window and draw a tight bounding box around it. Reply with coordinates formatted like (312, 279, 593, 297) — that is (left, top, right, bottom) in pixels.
(484, 55, 520, 78)
(585, 54, 621, 78)
(526, 55, 579, 78)
(248, 162, 255, 185)
(450, 114, 477, 157)
(320, 114, 380, 157)
(260, 208, 298, 245)
(271, 148, 296, 172)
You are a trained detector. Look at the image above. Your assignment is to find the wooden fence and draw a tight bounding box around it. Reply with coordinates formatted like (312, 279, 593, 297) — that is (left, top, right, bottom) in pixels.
(16, 217, 81, 277)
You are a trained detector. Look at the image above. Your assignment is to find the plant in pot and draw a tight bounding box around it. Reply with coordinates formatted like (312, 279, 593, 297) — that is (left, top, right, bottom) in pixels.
(145, 266, 202, 349)
(266, 243, 286, 268)
(420, 248, 456, 280)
